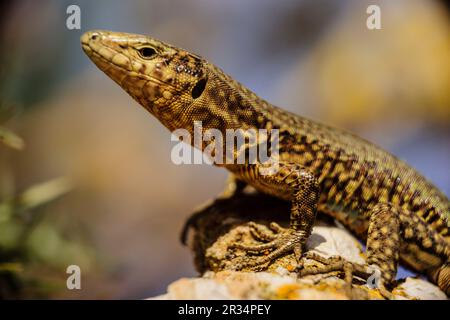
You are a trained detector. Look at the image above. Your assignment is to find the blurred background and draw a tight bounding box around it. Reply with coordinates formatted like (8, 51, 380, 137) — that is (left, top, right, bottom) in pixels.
(0, 0, 448, 299)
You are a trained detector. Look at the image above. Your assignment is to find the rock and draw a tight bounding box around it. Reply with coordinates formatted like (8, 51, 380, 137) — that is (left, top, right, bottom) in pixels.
(151, 270, 445, 300)
(153, 190, 446, 300)
(152, 271, 356, 300)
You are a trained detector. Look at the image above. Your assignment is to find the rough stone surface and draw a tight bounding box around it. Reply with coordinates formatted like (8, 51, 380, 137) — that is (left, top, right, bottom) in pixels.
(151, 191, 447, 300)
(151, 270, 446, 300)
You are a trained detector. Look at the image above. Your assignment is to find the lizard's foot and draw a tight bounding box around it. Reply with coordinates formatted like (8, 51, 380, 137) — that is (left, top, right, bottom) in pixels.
(228, 222, 394, 299)
(299, 252, 394, 299)
(229, 222, 306, 271)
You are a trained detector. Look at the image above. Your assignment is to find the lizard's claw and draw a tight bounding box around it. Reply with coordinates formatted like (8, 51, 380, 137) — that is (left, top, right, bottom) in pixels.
(298, 252, 395, 299)
(229, 222, 307, 271)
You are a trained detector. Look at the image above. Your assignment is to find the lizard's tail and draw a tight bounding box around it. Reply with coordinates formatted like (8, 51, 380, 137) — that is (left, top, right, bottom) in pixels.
(428, 262, 450, 295)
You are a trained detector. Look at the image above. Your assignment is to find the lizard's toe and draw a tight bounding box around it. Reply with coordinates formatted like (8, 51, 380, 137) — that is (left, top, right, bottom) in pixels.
(247, 221, 279, 242)
(229, 226, 307, 270)
(298, 255, 395, 299)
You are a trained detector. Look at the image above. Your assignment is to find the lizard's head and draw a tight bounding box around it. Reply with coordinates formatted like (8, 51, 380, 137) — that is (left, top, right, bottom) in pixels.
(81, 30, 210, 132)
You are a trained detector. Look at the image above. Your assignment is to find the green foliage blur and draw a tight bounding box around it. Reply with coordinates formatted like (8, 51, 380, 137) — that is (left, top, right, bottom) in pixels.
(0, 108, 94, 298)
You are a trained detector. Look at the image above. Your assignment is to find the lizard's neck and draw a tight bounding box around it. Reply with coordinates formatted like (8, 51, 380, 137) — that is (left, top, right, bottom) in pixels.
(190, 65, 288, 133)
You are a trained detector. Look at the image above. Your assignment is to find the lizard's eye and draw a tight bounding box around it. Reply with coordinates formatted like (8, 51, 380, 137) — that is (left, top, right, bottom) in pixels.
(138, 47, 157, 59)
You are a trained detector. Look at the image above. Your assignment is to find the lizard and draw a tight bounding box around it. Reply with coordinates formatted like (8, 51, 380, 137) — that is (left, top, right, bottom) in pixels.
(81, 30, 450, 298)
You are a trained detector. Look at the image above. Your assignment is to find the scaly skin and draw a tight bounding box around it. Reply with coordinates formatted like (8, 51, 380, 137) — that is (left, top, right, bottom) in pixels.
(81, 30, 450, 298)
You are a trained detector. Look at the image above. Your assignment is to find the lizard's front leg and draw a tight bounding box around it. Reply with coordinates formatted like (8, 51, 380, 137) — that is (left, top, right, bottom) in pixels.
(230, 162, 320, 270)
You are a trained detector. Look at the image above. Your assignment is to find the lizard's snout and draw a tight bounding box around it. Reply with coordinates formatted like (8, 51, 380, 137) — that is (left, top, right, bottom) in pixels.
(80, 31, 104, 56)
(81, 30, 102, 46)
(81, 30, 136, 87)
(81, 30, 128, 70)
